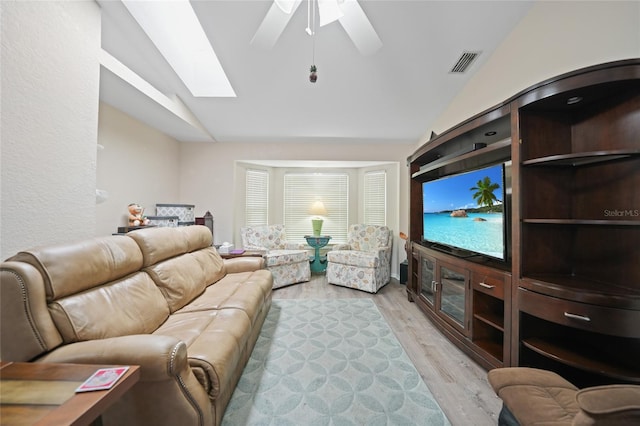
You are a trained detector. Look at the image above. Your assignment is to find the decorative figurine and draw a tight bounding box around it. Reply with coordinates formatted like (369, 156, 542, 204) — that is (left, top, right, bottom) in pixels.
(128, 203, 149, 227)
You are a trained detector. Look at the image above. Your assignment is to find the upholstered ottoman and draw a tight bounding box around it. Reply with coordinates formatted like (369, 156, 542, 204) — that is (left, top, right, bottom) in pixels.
(265, 249, 310, 289)
(488, 367, 640, 426)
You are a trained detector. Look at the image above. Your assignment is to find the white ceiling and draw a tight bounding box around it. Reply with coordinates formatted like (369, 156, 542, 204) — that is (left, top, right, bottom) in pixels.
(98, 0, 533, 144)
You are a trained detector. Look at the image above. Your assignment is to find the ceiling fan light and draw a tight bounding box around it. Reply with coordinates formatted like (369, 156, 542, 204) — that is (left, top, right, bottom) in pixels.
(318, 0, 344, 27)
(274, 0, 296, 14)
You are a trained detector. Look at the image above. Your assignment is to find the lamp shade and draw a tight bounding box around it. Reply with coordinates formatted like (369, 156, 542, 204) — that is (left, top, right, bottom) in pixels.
(309, 200, 327, 216)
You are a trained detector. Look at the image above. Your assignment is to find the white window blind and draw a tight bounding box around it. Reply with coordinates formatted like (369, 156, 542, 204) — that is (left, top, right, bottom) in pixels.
(284, 173, 349, 243)
(245, 169, 269, 226)
(364, 170, 386, 225)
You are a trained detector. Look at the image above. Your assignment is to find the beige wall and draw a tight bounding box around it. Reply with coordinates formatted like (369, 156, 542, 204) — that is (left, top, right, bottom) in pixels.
(96, 103, 181, 236)
(424, 0, 640, 143)
(1, 1, 101, 260)
(179, 141, 413, 269)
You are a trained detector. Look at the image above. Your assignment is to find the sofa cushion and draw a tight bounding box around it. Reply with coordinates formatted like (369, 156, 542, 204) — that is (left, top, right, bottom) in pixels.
(153, 308, 252, 399)
(49, 271, 170, 343)
(9, 235, 143, 301)
(145, 247, 226, 312)
(128, 225, 215, 267)
(176, 270, 272, 326)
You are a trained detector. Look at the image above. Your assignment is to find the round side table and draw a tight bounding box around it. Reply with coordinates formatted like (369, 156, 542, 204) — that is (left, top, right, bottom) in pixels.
(304, 235, 331, 273)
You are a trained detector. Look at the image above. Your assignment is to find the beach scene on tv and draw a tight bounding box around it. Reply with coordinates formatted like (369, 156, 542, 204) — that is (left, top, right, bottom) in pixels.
(423, 164, 505, 259)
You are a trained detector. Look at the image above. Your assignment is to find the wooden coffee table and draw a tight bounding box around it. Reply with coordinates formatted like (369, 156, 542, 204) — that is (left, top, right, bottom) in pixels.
(0, 361, 140, 426)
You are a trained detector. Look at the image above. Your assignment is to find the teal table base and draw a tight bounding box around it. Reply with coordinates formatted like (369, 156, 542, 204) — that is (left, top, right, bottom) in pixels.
(305, 235, 331, 273)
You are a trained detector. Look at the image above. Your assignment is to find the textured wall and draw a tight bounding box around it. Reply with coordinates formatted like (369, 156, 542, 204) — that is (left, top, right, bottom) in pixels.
(1, 1, 101, 259)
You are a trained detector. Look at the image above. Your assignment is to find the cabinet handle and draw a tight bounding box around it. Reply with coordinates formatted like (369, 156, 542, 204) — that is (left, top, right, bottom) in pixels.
(564, 312, 591, 322)
(431, 280, 438, 293)
(479, 282, 495, 289)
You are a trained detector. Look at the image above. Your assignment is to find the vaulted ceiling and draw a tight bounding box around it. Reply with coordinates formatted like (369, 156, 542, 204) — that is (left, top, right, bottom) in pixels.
(98, 1, 533, 144)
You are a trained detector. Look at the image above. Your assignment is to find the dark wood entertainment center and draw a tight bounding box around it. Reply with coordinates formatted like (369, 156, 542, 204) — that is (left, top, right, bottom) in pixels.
(407, 60, 639, 387)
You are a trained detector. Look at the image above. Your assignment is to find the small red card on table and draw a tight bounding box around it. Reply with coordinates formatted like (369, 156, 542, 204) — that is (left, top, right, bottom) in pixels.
(76, 367, 129, 392)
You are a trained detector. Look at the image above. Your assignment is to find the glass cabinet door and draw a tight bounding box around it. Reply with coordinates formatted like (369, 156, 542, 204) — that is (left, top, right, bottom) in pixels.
(419, 255, 436, 307)
(438, 264, 468, 329)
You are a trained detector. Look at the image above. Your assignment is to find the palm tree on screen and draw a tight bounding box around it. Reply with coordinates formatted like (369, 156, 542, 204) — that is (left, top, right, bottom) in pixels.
(470, 177, 500, 210)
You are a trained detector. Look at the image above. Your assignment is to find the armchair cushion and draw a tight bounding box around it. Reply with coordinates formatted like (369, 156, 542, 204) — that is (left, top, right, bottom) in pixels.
(265, 249, 309, 267)
(328, 250, 381, 268)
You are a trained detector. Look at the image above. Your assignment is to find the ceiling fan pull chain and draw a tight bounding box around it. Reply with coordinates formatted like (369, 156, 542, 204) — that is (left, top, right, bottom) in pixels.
(309, 0, 318, 83)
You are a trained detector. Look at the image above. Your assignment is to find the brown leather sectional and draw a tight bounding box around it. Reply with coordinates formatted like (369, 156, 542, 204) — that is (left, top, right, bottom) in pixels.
(0, 225, 272, 426)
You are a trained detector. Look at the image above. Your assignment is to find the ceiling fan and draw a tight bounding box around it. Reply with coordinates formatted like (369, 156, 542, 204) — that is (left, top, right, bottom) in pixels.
(251, 0, 382, 56)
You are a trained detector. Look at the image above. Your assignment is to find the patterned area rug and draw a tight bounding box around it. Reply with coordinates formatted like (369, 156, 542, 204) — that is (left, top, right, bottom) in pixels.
(222, 299, 450, 425)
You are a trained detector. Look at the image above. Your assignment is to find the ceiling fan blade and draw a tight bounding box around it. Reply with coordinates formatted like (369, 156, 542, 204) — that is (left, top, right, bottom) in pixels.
(318, 0, 344, 27)
(251, 0, 303, 50)
(338, 0, 382, 56)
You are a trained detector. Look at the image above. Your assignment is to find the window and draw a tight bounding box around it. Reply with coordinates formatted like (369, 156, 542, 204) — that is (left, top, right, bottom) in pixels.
(284, 173, 349, 243)
(245, 169, 269, 226)
(364, 170, 386, 225)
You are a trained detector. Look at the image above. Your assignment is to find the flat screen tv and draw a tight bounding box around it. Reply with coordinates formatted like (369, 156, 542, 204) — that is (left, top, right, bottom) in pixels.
(422, 163, 507, 261)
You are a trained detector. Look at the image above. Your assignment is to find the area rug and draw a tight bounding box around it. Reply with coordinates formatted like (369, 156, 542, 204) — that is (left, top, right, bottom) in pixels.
(222, 299, 450, 425)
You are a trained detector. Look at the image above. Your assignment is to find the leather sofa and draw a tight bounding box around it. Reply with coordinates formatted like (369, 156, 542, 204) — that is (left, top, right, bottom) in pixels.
(0, 225, 272, 426)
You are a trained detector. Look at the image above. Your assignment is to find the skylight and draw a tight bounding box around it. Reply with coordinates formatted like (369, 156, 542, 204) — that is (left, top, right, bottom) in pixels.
(122, 0, 236, 98)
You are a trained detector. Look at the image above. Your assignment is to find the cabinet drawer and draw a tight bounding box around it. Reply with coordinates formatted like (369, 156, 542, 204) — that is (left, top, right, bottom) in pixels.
(472, 270, 505, 299)
(519, 288, 640, 338)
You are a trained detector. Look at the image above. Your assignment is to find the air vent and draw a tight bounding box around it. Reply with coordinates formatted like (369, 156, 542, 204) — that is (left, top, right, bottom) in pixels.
(450, 51, 481, 73)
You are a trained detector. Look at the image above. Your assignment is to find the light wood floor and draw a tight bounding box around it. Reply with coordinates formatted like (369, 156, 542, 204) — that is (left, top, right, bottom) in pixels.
(273, 274, 501, 426)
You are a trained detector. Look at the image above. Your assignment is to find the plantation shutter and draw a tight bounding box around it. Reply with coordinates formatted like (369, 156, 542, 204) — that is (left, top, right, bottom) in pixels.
(283, 173, 349, 243)
(364, 170, 386, 225)
(245, 169, 269, 226)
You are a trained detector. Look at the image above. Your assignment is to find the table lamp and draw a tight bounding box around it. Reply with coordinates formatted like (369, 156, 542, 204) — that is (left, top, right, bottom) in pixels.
(309, 201, 327, 236)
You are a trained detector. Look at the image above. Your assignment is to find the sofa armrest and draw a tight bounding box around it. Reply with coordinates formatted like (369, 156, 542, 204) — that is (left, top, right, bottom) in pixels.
(224, 256, 265, 273)
(37, 335, 214, 425)
(36, 334, 189, 381)
(573, 385, 640, 425)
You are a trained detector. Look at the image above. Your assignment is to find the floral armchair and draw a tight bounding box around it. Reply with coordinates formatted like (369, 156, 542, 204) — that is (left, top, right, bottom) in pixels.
(240, 225, 310, 289)
(326, 224, 392, 293)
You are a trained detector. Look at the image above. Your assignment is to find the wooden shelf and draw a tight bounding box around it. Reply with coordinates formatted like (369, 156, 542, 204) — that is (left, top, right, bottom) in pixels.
(522, 219, 639, 226)
(474, 339, 503, 363)
(520, 274, 640, 310)
(474, 312, 504, 331)
(522, 337, 640, 383)
(412, 139, 510, 181)
(522, 149, 640, 166)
